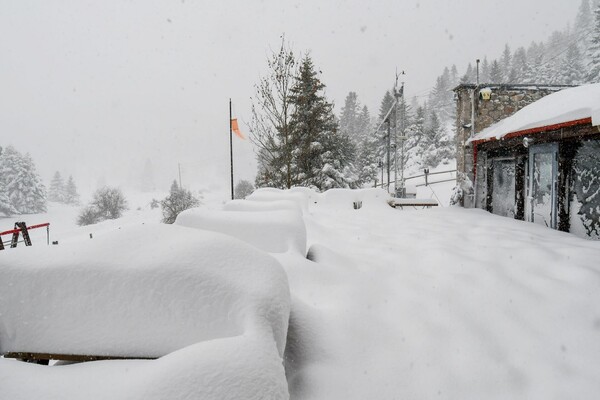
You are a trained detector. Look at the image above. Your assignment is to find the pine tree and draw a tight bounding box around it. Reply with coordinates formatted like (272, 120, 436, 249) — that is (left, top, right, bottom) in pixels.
(288, 55, 355, 190)
(421, 110, 452, 168)
(0, 146, 46, 214)
(500, 44, 512, 83)
(377, 90, 396, 182)
(339, 92, 361, 142)
(512, 47, 529, 83)
(48, 171, 65, 202)
(481, 57, 491, 82)
(460, 63, 475, 83)
(489, 59, 503, 83)
(0, 181, 17, 216)
(556, 43, 585, 84)
(64, 175, 80, 205)
(587, 4, 600, 82)
(356, 106, 379, 186)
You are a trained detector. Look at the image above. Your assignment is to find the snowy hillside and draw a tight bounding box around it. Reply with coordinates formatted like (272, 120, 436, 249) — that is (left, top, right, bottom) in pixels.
(1, 188, 600, 399)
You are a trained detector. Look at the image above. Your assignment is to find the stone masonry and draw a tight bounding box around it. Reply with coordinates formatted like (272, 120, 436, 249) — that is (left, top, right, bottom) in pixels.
(453, 83, 574, 207)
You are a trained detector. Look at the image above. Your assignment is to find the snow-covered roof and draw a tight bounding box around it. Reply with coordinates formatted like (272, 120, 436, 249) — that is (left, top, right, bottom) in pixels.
(470, 83, 600, 144)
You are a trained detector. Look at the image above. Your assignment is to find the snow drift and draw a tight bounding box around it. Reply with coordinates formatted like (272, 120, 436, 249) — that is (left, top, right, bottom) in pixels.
(176, 207, 307, 255)
(0, 223, 290, 359)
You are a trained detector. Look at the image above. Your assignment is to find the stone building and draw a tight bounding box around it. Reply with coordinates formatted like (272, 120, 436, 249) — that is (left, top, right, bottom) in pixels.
(453, 83, 573, 207)
(458, 83, 600, 239)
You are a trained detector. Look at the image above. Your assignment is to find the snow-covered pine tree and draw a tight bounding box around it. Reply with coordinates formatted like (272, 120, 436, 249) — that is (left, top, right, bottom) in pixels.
(460, 63, 475, 84)
(288, 55, 356, 190)
(0, 181, 17, 216)
(405, 104, 427, 169)
(511, 47, 530, 83)
(587, 4, 600, 82)
(558, 43, 585, 84)
(48, 171, 65, 202)
(339, 92, 361, 143)
(355, 105, 379, 187)
(64, 175, 80, 205)
(377, 90, 396, 182)
(500, 44, 512, 83)
(480, 57, 491, 82)
(421, 110, 452, 168)
(489, 59, 503, 83)
(576, 0, 594, 64)
(450, 65, 459, 88)
(0, 146, 47, 214)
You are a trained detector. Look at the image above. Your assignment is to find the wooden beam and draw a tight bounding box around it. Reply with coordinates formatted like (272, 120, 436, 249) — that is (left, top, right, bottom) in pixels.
(3, 352, 156, 362)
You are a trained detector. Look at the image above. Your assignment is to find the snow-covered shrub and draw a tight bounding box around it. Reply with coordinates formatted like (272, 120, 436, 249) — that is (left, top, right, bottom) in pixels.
(91, 187, 128, 220)
(76, 187, 128, 226)
(161, 181, 200, 224)
(450, 173, 474, 206)
(234, 180, 254, 199)
(76, 205, 102, 226)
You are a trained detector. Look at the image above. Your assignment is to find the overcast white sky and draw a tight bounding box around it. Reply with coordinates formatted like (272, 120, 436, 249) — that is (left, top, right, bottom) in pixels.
(0, 0, 579, 197)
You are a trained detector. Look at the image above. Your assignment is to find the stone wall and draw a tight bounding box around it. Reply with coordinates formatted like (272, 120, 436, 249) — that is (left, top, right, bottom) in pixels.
(453, 84, 573, 207)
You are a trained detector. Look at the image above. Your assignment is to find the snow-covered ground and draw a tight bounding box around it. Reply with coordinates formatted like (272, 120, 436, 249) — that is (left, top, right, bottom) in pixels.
(1, 188, 600, 399)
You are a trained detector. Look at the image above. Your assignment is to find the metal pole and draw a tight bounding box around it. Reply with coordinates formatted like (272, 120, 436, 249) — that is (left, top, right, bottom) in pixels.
(229, 99, 234, 200)
(394, 101, 398, 195)
(178, 163, 182, 189)
(386, 120, 391, 191)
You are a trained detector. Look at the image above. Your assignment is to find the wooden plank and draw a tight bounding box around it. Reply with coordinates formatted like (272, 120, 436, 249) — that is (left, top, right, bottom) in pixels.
(4, 352, 156, 362)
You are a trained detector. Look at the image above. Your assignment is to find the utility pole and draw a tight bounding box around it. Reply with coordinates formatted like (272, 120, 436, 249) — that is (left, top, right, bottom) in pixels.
(394, 69, 406, 197)
(229, 98, 234, 200)
(386, 120, 391, 191)
(178, 163, 182, 189)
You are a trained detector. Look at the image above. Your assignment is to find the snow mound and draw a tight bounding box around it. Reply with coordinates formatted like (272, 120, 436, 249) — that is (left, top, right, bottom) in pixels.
(175, 207, 307, 255)
(247, 188, 310, 212)
(471, 83, 600, 142)
(0, 334, 288, 400)
(0, 224, 290, 359)
(319, 188, 392, 210)
(224, 198, 302, 215)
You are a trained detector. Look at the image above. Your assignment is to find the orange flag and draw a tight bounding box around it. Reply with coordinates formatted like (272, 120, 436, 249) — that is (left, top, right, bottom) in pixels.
(230, 118, 245, 140)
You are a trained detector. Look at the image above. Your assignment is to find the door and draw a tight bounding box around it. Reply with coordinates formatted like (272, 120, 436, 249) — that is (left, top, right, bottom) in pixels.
(527, 144, 558, 229)
(491, 158, 516, 217)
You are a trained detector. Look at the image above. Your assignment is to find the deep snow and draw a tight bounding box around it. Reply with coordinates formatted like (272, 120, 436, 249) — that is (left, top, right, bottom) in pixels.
(2, 188, 600, 399)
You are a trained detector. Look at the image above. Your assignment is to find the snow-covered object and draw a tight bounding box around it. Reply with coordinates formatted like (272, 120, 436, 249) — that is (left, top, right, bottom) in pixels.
(318, 188, 392, 210)
(470, 83, 600, 142)
(223, 198, 302, 214)
(0, 224, 290, 359)
(0, 334, 288, 400)
(247, 188, 309, 212)
(176, 207, 307, 255)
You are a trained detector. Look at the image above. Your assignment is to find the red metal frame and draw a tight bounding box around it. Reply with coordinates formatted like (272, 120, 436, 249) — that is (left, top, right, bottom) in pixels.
(0, 222, 50, 237)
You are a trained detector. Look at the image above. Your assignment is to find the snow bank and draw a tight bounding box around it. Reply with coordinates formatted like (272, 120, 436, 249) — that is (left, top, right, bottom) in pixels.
(175, 207, 307, 255)
(286, 204, 600, 400)
(0, 334, 288, 400)
(247, 188, 310, 212)
(471, 83, 600, 142)
(224, 198, 302, 215)
(0, 224, 290, 359)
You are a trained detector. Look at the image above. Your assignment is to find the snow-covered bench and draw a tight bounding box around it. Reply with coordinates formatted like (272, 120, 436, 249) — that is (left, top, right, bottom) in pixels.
(392, 198, 439, 209)
(0, 224, 290, 363)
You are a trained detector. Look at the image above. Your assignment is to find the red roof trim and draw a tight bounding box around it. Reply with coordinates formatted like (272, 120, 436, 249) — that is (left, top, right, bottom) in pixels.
(471, 117, 592, 146)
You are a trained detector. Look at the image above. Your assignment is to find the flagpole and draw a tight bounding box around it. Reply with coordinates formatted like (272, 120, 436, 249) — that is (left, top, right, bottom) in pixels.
(229, 98, 234, 200)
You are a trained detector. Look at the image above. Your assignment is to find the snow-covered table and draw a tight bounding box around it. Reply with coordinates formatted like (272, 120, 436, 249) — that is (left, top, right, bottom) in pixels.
(392, 198, 439, 209)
